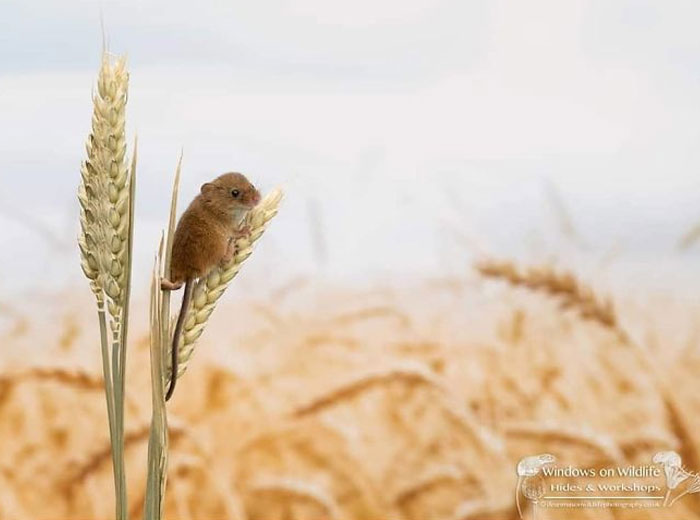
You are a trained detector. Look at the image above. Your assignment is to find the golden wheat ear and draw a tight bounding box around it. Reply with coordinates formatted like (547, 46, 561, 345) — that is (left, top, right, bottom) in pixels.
(475, 258, 627, 343)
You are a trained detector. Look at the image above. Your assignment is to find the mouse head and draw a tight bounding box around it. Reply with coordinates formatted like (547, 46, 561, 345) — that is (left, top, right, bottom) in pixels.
(200, 172, 261, 216)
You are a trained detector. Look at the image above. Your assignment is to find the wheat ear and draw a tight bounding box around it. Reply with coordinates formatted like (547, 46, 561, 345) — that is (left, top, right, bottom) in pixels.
(78, 53, 132, 322)
(77, 51, 134, 520)
(476, 259, 627, 342)
(169, 188, 283, 382)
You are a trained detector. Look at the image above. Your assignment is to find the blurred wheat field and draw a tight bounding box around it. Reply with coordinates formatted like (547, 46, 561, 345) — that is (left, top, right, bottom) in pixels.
(1, 271, 699, 520)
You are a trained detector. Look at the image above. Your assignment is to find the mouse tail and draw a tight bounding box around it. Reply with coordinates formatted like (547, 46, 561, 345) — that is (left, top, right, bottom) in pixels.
(165, 278, 193, 401)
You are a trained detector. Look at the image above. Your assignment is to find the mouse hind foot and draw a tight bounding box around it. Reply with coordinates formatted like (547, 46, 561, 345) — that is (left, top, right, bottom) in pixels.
(161, 278, 184, 291)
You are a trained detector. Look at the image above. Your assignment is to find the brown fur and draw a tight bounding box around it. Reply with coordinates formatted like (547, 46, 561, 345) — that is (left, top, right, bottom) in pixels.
(161, 172, 261, 401)
(168, 172, 261, 285)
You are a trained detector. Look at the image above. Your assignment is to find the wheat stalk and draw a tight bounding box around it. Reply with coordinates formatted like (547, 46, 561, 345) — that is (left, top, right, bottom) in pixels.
(169, 188, 283, 382)
(144, 248, 170, 520)
(475, 259, 627, 342)
(77, 50, 135, 520)
(143, 156, 182, 520)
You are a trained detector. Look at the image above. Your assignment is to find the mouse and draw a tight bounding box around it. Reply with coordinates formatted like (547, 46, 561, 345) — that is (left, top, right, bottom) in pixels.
(160, 172, 261, 401)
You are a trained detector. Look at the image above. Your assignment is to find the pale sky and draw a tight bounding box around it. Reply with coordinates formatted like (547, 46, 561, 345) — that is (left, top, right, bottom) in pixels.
(0, 0, 699, 295)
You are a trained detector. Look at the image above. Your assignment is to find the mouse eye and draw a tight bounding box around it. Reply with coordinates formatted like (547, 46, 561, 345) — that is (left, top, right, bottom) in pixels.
(231, 189, 240, 198)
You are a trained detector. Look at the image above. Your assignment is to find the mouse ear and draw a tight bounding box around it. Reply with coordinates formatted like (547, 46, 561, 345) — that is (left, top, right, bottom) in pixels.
(200, 182, 215, 195)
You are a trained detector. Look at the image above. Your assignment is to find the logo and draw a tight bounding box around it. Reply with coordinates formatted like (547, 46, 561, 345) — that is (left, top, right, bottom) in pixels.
(653, 451, 700, 507)
(515, 454, 556, 520)
(515, 450, 700, 519)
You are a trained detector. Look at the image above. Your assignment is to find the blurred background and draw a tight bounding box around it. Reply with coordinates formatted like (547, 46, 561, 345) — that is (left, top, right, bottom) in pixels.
(1, 1, 699, 519)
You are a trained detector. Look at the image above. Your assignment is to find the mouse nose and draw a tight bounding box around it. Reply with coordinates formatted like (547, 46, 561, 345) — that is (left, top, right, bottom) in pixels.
(253, 192, 261, 204)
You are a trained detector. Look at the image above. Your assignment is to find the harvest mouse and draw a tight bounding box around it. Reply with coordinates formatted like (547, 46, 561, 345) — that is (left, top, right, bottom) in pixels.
(160, 172, 261, 401)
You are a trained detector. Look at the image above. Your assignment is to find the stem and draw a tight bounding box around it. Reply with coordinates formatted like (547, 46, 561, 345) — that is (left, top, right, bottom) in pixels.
(97, 304, 123, 519)
(112, 330, 127, 520)
(144, 264, 169, 520)
(144, 155, 181, 520)
(112, 139, 136, 520)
